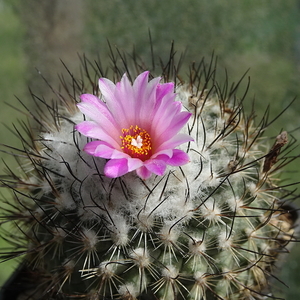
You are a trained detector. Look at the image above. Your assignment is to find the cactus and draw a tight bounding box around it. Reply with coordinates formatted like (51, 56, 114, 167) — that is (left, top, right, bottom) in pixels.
(0, 47, 298, 300)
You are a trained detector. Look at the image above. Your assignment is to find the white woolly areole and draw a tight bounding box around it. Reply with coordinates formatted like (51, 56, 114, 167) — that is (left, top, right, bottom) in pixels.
(218, 231, 234, 250)
(109, 214, 130, 246)
(194, 270, 208, 285)
(135, 211, 154, 232)
(23, 207, 44, 221)
(52, 227, 67, 242)
(129, 248, 151, 268)
(118, 283, 139, 298)
(81, 228, 98, 250)
(161, 265, 179, 279)
(247, 181, 259, 197)
(98, 260, 118, 278)
(200, 198, 221, 223)
(63, 259, 75, 272)
(55, 192, 77, 211)
(158, 222, 180, 246)
(189, 238, 206, 256)
(226, 195, 244, 213)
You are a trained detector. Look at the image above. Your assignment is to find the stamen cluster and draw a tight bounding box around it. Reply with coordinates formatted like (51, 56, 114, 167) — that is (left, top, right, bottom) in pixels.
(121, 125, 152, 160)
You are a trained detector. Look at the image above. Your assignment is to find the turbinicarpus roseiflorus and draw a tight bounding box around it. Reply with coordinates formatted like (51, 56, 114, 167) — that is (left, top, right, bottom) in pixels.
(0, 48, 298, 300)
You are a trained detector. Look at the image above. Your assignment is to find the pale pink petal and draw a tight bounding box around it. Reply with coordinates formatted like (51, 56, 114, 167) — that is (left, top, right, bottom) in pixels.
(136, 166, 152, 180)
(126, 158, 144, 172)
(156, 133, 193, 153)
(78, 94, 119, 128)
(114, 74, 136, 125)
(144, 159, 167, 176)
(155, 112, 192, 144)
(80, 93, 106, 110)
(134, 74, 161, 125)
(104, 157, 143, 178)
(151, 96, 180, 132)
(151, 149, 173, 159)
(75, 121, 120, 149)
(77, 104, 120, 140)
(84, 141, 127, 159)
(156, 82, 174, 102)
(133, 71, 150, 98)
(98, 77, 128, 126)
(98, 78, 116, 104)
(144, 90, 176, 129)
(167, 149, 190, 166)
(104, 158, 129, 178)
(154, 92, 177, 116)
(84, 141, 112, 158)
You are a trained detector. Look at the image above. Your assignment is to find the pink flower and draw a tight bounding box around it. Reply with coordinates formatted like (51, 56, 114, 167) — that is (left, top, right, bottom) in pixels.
(75, 71, 193, 179)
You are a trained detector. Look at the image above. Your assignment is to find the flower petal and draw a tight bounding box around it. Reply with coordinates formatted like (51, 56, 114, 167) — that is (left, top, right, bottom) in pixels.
(75, 121, 120, 149)
(155, 111, 193, 145)
(151, 96, 181, 134)
(83, 141, 112, 157)
(78, 94, 119, 131)
(133, 71, 150, 99)
(167, 149, 190, 166)
(127, 158, 144, 172)
(151, 149, 173, 159)
(134, 73, 161, 125)
(98, 78, 117, 104)
(98, 77, 128, 126)
(104, 158, 129, 178)
(84, 141, 127, 159)
(114, 74, 136, 125)
(156, 82, 174, 102)
(156, 133, 193, 153)
(144, 159, 167, 176)
(103, 157, 143, 178)
(136, 166, 153, 180)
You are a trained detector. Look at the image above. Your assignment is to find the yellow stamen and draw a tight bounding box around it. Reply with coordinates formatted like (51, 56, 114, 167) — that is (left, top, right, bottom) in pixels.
(120, 125, 152, 160)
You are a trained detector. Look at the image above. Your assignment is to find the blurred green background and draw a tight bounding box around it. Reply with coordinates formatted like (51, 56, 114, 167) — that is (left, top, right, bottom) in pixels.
(0, 0, 300, 298)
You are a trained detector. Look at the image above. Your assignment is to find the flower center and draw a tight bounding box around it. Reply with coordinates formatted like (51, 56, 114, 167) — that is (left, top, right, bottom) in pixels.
(120, 125, 152, 160)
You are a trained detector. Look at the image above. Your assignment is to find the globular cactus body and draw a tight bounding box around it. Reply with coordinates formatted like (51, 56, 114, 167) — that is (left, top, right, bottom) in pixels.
(0, 50, 298, 300)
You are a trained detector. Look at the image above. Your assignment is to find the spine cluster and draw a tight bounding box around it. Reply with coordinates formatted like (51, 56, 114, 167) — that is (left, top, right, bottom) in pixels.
(0, 50, 298, 300)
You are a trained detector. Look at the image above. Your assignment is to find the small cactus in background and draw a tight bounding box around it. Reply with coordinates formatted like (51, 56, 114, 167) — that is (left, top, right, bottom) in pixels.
(0, 46, 298, 300)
